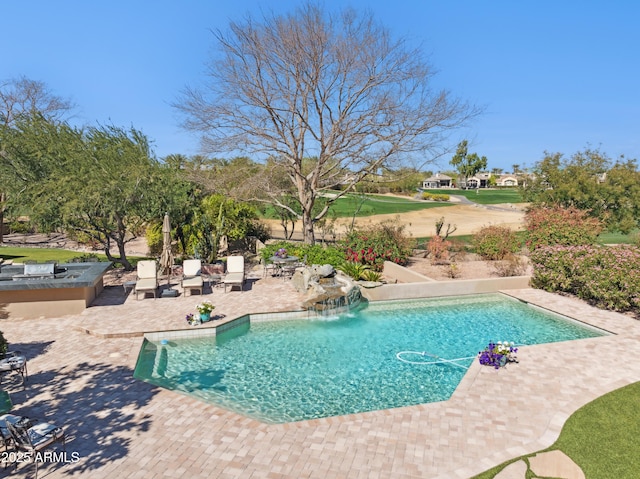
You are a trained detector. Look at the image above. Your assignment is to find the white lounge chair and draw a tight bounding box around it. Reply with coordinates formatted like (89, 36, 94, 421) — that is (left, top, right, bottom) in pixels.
(135, 260, 158, 300)
(223, 255, 245, 292)
(181, 259, 203, 297)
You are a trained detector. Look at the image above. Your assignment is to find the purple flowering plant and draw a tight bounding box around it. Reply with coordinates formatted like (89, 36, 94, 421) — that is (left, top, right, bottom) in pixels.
(185, 313, 200, 326)
(275, 248, 288, 258)
(478, 341, 518, 369)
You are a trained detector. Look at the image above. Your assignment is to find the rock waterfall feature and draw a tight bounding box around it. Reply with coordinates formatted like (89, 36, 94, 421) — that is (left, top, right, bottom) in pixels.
(291, 264, 362, 315)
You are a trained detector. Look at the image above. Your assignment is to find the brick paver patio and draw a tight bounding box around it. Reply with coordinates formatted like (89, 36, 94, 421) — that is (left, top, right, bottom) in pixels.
(2, 268, 639, 478)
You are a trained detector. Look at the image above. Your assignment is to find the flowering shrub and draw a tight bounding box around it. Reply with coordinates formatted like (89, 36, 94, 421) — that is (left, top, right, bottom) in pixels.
(531, 244, 640, 312)
(472, 225, 521, 260)
(196, 300, 215, 314)
(478, 341, 518, 369)
(525, 206, 602, 250)
(426, 234, 451, 265)
(342, 222, 414, 272)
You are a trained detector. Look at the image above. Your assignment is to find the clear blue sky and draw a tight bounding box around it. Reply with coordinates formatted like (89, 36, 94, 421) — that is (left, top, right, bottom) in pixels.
(4, 1, 639, 172)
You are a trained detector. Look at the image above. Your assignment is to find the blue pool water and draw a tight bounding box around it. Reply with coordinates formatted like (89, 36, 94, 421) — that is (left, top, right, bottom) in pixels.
(134, 294, 607, 423)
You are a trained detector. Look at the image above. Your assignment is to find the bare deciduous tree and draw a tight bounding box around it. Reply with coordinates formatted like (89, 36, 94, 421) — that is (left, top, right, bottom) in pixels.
(0, 76, 74, 127)
(176, 3, 480, 243)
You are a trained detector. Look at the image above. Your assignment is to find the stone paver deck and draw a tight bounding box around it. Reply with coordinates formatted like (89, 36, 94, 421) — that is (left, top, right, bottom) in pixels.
(2, 269, 639, 478)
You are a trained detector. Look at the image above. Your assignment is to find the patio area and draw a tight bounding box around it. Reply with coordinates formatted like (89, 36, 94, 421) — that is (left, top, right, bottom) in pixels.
(2, 267, 640, 478)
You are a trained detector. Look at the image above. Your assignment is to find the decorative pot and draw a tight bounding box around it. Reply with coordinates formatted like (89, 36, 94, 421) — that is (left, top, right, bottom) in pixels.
(200, 312, 211, 322)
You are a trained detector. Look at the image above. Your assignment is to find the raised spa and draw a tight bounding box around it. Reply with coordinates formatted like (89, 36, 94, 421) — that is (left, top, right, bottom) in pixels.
(0, 261, 112, 319)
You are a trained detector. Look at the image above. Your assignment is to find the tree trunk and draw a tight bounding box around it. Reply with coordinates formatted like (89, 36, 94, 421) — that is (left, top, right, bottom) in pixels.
(101, 216, 134, 270)
(0, 192, 5, 244)
(301, 208, 315, 245)
(104, 242, 133, 271)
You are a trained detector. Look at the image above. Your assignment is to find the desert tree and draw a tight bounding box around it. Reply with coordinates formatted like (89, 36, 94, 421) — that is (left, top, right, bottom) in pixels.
(2, 116, 191, 269)
(176, 2, 479, 243)
(0, 76, 75, 242)
(449, 139, 487, 189)
(522, 147, 640, 234)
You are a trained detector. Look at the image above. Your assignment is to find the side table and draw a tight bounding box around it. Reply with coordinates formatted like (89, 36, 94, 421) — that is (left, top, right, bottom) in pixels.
(123, 281, 137, 295)
(207, 274, 223, 289)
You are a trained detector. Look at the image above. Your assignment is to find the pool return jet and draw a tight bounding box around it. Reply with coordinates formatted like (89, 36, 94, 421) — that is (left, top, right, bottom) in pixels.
(395, 350, 475, 369)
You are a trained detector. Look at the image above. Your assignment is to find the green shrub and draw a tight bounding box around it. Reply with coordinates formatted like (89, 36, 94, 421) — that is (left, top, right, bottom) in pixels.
(9, 221, 33, 234)
(421, 192, 450, 202)
(525, 206, 602, 250)
(260, 241, 344, 267)
(145, 222, 163, 257)
(0, 331, 8, 358)
(531, 245, 640, 312)
(360, 269, 383, 282)
(342, 222, 414, 271)
(69, 253, 103, 263)
(472, 225, 520, 260)
(337, 261, 371, 280)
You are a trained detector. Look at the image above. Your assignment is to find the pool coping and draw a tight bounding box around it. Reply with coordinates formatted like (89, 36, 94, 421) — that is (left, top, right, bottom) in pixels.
(134, 290, 623, 429)
(6, 285, 640, 479)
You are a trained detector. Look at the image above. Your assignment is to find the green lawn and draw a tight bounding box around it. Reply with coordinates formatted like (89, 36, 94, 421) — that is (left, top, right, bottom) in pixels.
(422, 188, 524, 205)
(328, 194, 453, 217)
(472, 381, 640, 479)
(260, 193, 453, 219)
(0, 246, 148, 265)
(0, 246, 105, 264)
(416, 230, 637, 246)
(597, 230, 639, 245)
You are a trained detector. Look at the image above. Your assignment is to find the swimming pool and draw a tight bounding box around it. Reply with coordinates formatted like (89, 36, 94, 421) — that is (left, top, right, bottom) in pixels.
(134, 294, 607, 423)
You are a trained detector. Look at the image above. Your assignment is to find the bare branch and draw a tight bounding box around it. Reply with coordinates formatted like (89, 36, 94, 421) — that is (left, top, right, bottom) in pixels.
(174, 3, 480, 243)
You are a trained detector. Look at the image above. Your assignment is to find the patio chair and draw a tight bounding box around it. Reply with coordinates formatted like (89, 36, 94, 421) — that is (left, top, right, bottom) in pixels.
(0, 352, 28, 386)
(280, 255, 306, 280)
(262, 259, 278, 278)
(0, 413, 21, 463)
(181, 259, 203, 297)
(7, 418, 65, 478)
(223, 255, 245, 292)
(135, 260, 158, 300)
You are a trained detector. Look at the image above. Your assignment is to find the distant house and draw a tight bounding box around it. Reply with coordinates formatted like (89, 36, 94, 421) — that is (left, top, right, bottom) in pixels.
(464, 172, 491, 189)
(495, 174, 518, 187)
(422, 173, 453, 189)
(464, 173, 519, 188)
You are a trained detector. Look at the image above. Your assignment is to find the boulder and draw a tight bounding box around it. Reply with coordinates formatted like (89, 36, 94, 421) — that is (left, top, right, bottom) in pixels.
(310, 264, 336, 278)
(291, 268, 312, 293)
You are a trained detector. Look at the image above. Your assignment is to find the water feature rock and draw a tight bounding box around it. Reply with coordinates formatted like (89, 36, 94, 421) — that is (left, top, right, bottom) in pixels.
(294, 265, 362, 314)
(291, 268, 312, 293)
(310, 264, 336, 278)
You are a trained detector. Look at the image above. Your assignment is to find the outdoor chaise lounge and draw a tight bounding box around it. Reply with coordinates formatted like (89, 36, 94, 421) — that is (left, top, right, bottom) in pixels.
(223, 255, 245, 292)
(181, 259, 203, 297)
(135, 260, 158, 300)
